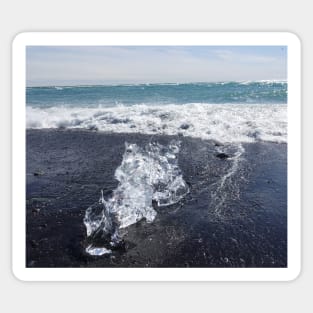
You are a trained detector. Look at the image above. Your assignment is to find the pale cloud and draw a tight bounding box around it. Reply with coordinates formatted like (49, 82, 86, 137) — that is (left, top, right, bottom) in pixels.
(213, 49, 278, 63)
(26, 46, 287, 86)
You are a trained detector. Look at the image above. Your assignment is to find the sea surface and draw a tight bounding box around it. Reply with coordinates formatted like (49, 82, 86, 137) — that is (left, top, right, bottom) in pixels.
(26, 81, 287, 143)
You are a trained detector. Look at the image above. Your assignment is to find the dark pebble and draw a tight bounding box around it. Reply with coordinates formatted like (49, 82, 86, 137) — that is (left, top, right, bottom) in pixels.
(216, 153, 229, 159)
(30, 240, 39, 248)
(214, 142, 223, 147)
(180, 124, 190, 130)
(33, 171, 44, 176)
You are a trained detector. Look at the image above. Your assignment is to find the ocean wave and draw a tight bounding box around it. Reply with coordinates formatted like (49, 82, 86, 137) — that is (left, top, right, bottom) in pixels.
(26, 80, 287, 89)
(26, 103, 287, 144)
(238, 80, 287, 85)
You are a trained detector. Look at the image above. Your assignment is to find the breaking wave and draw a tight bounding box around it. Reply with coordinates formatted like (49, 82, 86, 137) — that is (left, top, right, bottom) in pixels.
(83, 140, 189, 255)
(27, 103, 287, 144)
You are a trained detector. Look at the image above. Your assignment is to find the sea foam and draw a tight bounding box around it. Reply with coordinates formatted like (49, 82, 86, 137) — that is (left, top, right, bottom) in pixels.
(27, 103, 287, 144)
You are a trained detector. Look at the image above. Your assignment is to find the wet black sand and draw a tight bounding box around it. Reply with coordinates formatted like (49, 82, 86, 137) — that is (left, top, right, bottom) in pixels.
(26, 129, 287, 267)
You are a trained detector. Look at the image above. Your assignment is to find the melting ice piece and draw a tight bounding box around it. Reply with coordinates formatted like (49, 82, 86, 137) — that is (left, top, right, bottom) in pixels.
(85, 245, 112, 256)
(84, 140, 189, 255)
(84, 190, 115, 237)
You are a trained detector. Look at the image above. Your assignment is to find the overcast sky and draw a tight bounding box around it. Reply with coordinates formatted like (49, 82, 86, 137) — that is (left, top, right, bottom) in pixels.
(26, 46, 287, 86)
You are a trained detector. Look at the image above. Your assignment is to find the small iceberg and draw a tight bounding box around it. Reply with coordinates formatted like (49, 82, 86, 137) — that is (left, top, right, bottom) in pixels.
(84, 140, 189, 255)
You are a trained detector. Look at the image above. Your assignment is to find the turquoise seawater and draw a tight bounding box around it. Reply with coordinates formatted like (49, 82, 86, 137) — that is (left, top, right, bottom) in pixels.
(26, 81, 287, 108)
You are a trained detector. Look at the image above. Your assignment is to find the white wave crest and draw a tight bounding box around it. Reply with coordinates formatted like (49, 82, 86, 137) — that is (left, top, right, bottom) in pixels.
(26, 103, 287, 144)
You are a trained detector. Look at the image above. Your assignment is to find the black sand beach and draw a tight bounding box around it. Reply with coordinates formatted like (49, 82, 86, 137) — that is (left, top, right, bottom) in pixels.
(26, 129, 287, 267)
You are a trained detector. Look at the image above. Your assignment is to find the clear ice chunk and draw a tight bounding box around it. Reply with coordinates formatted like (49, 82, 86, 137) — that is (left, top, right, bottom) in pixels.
(83, 140, 189, 255)
(85, 245, 112, 256)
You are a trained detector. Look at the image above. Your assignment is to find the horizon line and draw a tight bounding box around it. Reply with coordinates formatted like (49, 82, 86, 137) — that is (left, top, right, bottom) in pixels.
(26, 79, 288, 88)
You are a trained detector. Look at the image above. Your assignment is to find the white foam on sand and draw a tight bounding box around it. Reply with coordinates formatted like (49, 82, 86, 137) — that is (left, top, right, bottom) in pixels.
(26, 103, 287, 144)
